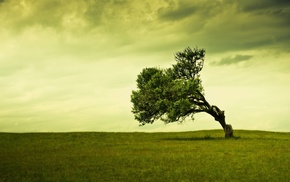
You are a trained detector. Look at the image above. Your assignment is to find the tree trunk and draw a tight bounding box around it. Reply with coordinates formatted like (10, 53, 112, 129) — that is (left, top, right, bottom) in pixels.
(195, 91, 234, 138)
(224, 124, 233, 138)
(216, 114, 233, 138)
(207, 105, 234, 138)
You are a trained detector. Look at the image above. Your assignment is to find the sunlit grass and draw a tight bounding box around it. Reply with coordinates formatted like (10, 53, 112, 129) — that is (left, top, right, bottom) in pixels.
(0, 130, 289, 181)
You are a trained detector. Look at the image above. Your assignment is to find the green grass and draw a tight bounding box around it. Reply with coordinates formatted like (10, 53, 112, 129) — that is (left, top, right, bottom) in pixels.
(0, 130, 289, 181)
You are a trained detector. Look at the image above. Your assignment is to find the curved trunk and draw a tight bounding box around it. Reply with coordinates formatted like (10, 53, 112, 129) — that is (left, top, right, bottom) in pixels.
(206, 105, 234, 138)
(216, 116, 233, 138)
(194, 91, 233, 138)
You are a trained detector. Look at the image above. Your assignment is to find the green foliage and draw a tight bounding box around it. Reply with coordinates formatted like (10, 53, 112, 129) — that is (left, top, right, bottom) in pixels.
(131, 47, 206, 125)
(172, 47, 205, 80)
(136, 67, 163, 90)
(0, 131, 289, 181)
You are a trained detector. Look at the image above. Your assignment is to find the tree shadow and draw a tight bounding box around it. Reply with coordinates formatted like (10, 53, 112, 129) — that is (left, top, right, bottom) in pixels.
(162, 135, 241, 141)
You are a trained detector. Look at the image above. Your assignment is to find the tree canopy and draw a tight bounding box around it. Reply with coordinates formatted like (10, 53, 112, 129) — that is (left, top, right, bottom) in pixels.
(131, 47, 233, 137)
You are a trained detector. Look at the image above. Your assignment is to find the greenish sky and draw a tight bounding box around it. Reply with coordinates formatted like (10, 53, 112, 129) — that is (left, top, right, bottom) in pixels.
(1, 0, 290, 132)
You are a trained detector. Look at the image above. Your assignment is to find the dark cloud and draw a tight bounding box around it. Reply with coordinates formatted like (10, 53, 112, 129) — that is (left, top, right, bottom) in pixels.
(241, 0, 290, 27)
(1, 0, 290, 54)
(211, 55, 253, 66)
(199, 1, 290, 53)
(152, 0, 289, 54)
(158, 1, 221, 21)
(0, 0, 108, 33)
(159, 5, 197, 21)
(241, 0, 290, 12)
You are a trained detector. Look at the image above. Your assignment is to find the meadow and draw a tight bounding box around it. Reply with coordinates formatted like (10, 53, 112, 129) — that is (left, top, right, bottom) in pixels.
(0, 130, 289, 181)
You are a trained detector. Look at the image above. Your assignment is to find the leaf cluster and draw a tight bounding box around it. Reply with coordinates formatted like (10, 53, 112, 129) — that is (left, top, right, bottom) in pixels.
(131, 47, 207, 125)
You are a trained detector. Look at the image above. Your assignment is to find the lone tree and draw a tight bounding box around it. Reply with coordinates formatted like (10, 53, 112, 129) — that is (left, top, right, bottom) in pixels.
(131, 47, 233, 137)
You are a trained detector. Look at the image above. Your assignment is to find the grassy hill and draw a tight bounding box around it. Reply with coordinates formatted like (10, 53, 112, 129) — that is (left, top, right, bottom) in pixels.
(0, 130, 289, 181)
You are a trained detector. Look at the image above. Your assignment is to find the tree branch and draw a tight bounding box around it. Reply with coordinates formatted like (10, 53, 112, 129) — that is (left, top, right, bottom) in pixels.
(183, 108, 206, 116)
(195, 90, 211, 108)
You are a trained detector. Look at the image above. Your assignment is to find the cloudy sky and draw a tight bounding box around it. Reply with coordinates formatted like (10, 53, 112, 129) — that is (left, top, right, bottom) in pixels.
(1, 0, 290, 132)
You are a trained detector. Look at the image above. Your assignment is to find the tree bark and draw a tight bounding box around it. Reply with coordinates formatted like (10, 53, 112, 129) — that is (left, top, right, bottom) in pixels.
(194, 91, 234, 138)
(207, 105, 234, 138)
(215, 113, 233, 138)
(224, 124, 233, 138)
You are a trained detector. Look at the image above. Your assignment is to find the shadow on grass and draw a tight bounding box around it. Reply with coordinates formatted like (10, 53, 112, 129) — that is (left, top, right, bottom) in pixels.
(162, 135, 241, 141)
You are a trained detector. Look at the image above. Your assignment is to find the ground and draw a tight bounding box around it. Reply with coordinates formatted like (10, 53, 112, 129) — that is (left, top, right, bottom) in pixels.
(0, 130, 289, 181)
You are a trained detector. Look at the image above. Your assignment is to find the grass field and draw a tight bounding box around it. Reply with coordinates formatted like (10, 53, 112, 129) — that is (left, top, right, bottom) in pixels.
(0, 130, 289, 181)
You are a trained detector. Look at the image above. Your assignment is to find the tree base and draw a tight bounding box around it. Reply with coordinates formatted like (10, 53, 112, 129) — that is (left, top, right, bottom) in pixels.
(224, 124, 233, 138)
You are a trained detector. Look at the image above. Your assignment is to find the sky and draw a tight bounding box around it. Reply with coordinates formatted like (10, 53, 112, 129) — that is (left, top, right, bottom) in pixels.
(0, 0, 290, 132)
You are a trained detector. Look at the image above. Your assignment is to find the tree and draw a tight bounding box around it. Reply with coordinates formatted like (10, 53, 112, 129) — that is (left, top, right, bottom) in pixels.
(131, 47, 233, 137)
